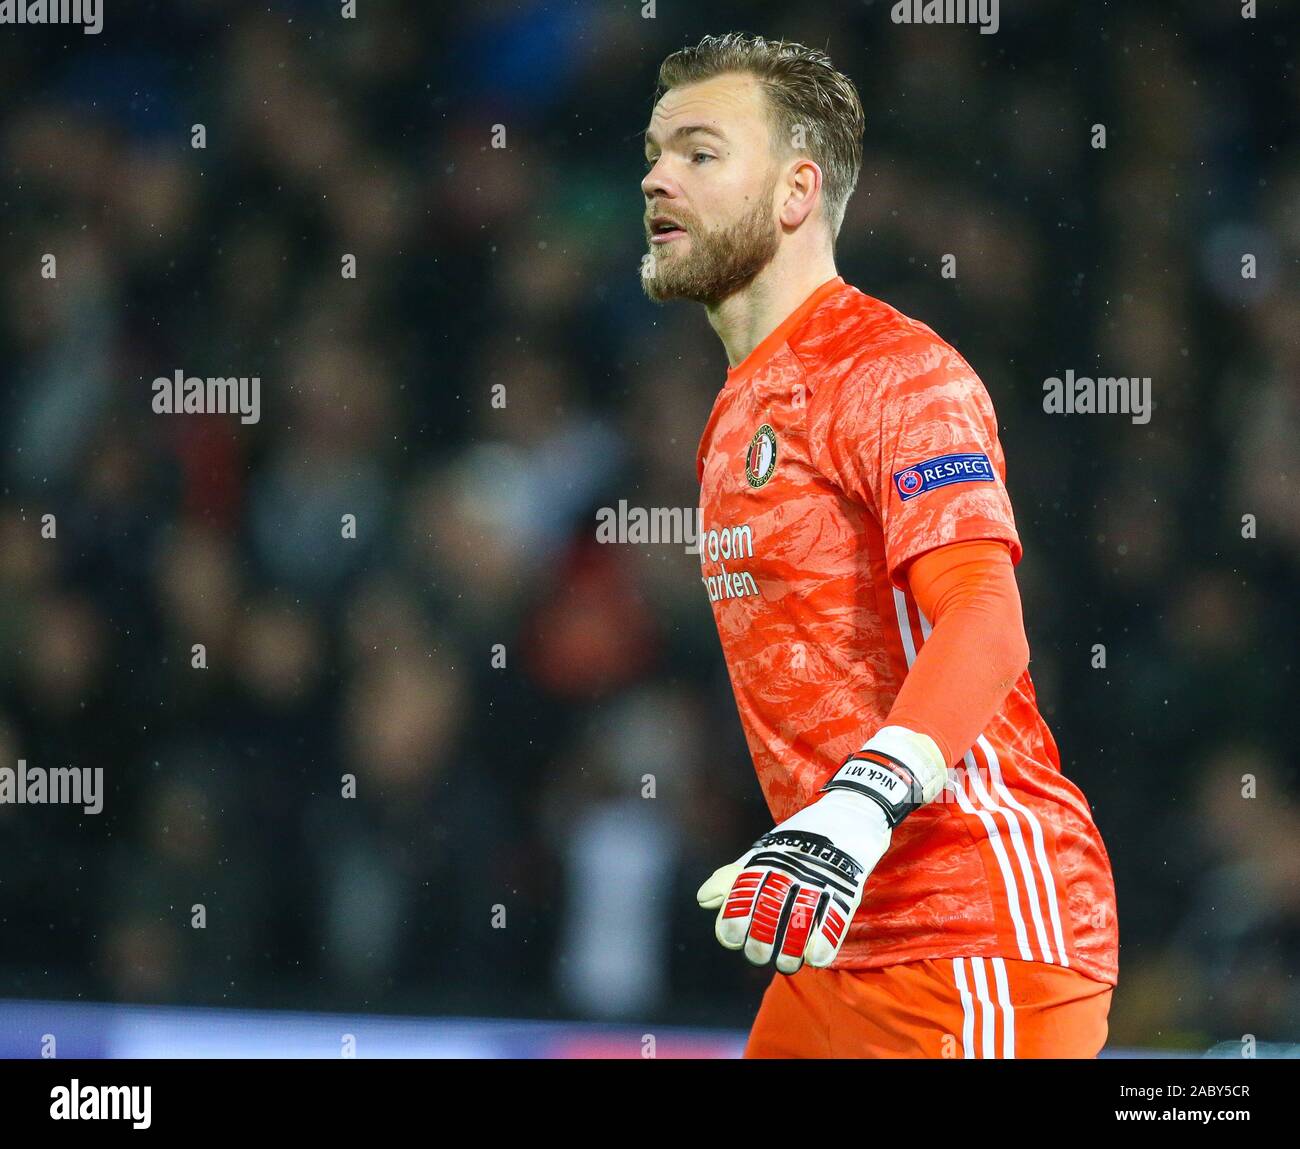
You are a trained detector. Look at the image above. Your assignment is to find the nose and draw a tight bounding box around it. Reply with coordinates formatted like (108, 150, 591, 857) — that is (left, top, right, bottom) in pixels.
(641, 157, 676, 202)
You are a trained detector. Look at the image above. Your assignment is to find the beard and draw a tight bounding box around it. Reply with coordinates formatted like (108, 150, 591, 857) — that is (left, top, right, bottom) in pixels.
(641, 183, 781, 307)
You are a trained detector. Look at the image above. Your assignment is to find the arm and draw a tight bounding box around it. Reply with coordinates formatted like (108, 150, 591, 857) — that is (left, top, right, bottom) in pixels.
(885, 537, 1031, 770)
(696, 543, 1031, 976)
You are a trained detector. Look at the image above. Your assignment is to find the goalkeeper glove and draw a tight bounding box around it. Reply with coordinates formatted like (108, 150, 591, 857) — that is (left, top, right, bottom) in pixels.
(696, 726, 947, 975)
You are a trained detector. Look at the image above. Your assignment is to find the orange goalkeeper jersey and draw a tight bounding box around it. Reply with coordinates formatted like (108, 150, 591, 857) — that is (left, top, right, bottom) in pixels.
(695, 275, 1118, 987)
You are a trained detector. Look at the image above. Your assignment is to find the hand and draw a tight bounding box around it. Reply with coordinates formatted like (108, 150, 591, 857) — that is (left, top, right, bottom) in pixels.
(696, 726, 948, 975)
(696, 788, 892, 975)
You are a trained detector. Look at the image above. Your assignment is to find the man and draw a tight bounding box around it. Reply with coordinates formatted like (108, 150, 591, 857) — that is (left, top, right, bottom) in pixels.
(640, 33, 1118, 1058)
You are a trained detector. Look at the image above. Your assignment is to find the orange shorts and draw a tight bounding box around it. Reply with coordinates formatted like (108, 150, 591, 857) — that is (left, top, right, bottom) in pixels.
(744, 956, 1113, 1058)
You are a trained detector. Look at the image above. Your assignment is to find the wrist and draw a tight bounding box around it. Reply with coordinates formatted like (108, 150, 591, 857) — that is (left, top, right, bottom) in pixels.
(815, 786, 892, 836)
(821, 725, 948, 828)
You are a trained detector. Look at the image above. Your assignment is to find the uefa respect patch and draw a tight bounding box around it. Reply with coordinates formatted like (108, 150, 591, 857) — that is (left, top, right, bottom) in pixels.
(893, 452, 995, 501)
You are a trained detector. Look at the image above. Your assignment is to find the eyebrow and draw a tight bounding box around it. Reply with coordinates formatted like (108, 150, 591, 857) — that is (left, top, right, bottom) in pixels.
(643, 124, 727, 151)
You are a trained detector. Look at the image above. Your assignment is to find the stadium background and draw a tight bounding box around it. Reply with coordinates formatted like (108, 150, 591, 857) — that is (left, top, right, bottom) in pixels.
(0, 0, 1297, 1055)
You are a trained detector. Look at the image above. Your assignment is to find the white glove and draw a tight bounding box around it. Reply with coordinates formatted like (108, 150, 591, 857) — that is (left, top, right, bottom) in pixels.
(697, 726, 947, 975)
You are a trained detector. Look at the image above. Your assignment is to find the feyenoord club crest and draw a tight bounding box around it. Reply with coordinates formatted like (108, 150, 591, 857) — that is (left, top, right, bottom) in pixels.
(745, 423, 778, 488)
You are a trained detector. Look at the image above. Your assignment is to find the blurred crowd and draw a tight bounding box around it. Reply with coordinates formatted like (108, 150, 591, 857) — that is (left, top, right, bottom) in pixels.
(0, 0, 1297, 1047)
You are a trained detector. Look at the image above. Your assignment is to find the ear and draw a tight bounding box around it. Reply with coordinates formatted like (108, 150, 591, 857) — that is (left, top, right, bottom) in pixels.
(778, 157, 823, 230)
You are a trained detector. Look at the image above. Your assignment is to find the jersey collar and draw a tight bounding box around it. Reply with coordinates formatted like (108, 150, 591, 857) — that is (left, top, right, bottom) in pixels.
(724, 275, 847, 390)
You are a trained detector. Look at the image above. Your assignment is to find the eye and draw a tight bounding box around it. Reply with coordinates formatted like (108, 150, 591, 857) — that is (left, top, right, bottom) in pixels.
(644, 155, 659, 171)
(691, 151, 714, 164)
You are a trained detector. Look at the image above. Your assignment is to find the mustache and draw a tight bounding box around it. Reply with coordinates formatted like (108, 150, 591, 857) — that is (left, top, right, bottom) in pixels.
(644, 207, 698, 232)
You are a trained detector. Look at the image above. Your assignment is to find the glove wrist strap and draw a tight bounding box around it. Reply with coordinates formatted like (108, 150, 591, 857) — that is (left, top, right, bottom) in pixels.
(821, 725, 947, 829)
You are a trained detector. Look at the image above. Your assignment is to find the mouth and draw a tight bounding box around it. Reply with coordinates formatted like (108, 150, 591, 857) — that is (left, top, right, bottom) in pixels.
(648, 215, 688, 245)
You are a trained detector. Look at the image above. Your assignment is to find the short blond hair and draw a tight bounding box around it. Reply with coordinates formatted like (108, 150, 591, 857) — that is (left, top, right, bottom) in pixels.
(654, 33, 865, 240)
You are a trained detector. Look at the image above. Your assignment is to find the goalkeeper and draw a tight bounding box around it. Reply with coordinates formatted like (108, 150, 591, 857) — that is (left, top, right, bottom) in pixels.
(641, 34, 1118, 1058)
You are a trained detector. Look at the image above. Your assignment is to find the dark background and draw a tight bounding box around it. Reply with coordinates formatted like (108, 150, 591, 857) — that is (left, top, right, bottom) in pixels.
(0, 0, 1297, 1051)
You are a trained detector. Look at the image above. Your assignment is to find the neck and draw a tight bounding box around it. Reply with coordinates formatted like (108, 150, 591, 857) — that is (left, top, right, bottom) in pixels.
(705, 243, 839, 368)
